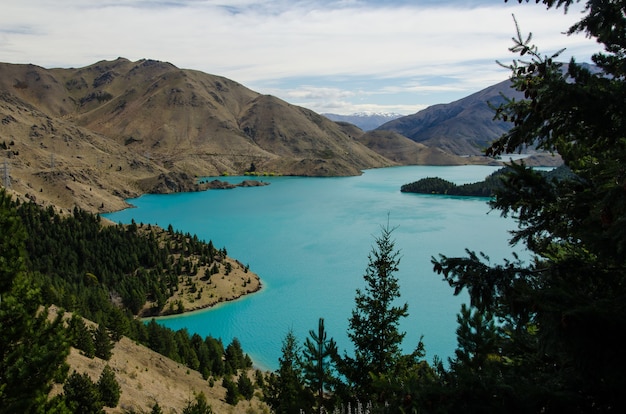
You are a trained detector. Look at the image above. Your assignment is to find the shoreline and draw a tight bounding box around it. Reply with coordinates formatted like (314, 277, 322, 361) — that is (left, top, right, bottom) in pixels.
(138, 255, 264, 319)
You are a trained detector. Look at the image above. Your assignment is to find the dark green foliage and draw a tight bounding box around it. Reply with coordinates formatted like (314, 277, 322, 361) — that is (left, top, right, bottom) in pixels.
(13, 201, 220, 320)
(67, 314, 96, 358)
(97, 365, 121, 408)
(182, 392, 213, 414)
(63, 371, 103, 414)
(401, 176, 458, 195)
(264, 329, 312, 414)
(222, 376, 239, 405)
(93, 324, 113, 360)
(301, 318, 338, 413)
(224, 337, 252, 374)
(431, 1, 626, 411)
(402, 166, 574, 198)
(0, 190, 70, 413)
(343, 223, 408, 401)
(237, 372, 255, 400)
(150, 402, 164, 414)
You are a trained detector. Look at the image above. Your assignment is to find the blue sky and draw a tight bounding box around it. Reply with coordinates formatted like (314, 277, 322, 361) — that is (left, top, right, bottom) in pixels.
(1, 1, 599, 115)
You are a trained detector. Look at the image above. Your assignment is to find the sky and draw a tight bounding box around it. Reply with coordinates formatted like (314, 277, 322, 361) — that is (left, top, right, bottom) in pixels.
(1, 0, 601, 115)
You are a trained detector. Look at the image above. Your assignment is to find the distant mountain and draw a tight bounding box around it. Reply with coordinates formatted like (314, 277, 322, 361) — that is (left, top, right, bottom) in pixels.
(323, 112, 404, 131)
(377, 80, 522, 156)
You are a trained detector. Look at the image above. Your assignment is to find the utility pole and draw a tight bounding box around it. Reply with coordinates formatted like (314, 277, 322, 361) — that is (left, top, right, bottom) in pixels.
(1, 159, 10, 188)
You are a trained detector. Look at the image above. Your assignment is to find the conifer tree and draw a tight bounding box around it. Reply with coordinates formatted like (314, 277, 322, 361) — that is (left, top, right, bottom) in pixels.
(344, 223, 408, 401)
(97, 365, 120, 408)
(432, 1, 626, 411)
(63, 371, 103, 414)
(264, 329, 312, 414)
(302, 318, 338, 413)
(0, 190, 69, 413)
(93, 324, 113, 360)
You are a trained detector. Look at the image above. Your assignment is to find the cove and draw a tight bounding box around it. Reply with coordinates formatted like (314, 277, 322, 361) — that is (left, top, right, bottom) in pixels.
(104, 165, 525, 371)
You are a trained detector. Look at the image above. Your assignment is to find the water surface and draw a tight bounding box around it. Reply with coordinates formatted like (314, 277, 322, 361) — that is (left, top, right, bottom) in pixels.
(105, 166, 524, 370)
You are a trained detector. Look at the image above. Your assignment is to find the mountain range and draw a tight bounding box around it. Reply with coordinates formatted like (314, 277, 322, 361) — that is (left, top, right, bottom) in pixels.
(0, 57, 501, 213)
(322, 112, 404, 131)
(0, 57, 565, 214)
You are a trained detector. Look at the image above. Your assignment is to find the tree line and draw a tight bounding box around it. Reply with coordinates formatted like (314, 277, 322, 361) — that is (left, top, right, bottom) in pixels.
(0, 190, 256, 413)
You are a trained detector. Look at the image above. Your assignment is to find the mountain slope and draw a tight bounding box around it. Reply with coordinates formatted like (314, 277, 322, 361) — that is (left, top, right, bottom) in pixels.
(377, 79, 521, 155)
(0, 58, 397, 212)
(49, 307, 268, 413)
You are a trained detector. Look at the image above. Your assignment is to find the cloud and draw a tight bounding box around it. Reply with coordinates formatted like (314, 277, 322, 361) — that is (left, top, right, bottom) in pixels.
(0, 1, 600, 114)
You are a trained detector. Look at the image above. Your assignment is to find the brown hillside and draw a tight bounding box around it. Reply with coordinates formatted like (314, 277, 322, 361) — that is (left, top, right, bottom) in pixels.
(49, 307, 269, 414)
(0, 58, 407, 214)
(355, 130, 498, 166)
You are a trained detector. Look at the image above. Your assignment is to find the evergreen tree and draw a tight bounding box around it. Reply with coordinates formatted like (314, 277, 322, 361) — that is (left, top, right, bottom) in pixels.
(301, 318, 338, 413)
(67, 314, 95, 358)
(93, 324, 113, 360)
(344, 223, 408, 401)
(264, 329, 312, 414)
(0, 190, 70, 413)
(63, 371, 103, 414)
(150, 402, 164, 414)
(97, 365, 121, 408)
(223, 376, 239, 405)
(432, 1, 626, 411)
(182, 392, 213, 414)
(237, 372, 255, 400)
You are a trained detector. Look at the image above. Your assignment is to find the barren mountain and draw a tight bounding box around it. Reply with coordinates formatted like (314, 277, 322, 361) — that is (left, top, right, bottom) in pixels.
(0, 58, 500, 213)
(377, 79, 521, 156)
(0, 58, 397, 212)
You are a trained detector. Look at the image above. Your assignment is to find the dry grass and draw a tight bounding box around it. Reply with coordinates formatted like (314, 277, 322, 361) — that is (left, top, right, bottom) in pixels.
(49, 307, 270, 414)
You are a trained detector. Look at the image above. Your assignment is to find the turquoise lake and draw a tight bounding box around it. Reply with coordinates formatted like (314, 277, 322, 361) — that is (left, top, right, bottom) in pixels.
(104, 165, 527, 371)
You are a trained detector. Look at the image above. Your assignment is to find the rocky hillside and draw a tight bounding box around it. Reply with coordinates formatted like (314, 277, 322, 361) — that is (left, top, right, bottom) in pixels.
(377, 79, 521, 156)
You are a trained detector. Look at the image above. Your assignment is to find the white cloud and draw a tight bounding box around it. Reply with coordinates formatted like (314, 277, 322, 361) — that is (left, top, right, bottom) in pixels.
(0, 1, 601, 114)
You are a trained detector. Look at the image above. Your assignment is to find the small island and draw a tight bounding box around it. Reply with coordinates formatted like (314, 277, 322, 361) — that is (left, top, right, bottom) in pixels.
(401, 165, 573, 197)
(401, 168, 507, 197)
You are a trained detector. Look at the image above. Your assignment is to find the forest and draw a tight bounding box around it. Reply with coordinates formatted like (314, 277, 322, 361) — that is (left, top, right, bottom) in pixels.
(2, 0, 626, 413)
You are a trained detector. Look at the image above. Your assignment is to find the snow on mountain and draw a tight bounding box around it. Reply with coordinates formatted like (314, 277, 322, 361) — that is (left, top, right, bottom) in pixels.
(322, 112, 404, 131)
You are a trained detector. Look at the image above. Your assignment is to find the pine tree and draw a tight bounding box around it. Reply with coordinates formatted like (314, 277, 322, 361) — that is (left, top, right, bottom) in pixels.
(0, 190, 70, 413)
(344, 223, 408, 401)
(264, 329, 312, 414)
(97, 365, 120, 408)
(63, 371, 103, 414)
(302, 318, 338, 413)
(432, 1, 626, 411)
(93, 324, 113, 360)
(237, 372, 255, 400)
(67, 314, 95, 358)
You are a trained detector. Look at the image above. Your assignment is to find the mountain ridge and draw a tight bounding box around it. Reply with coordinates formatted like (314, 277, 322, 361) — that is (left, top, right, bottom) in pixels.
(0, 57, 492, 213)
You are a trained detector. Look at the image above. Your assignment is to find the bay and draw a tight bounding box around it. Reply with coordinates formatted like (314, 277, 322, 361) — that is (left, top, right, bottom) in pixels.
(104, 165, 525, 371)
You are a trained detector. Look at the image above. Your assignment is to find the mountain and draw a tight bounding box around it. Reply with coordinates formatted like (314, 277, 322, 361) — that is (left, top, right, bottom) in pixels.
(322, 112, 404, 131)
(377, 79, 522, 156)
(0, 58, 394, 212)
(0, 58, 506, 213)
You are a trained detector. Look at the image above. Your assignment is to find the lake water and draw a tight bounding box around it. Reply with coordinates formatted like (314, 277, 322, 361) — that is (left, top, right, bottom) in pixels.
(104, 165, 525, 371)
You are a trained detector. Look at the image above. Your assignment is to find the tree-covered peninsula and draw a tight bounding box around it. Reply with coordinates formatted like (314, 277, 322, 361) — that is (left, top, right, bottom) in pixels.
(401, 165, 572, 197)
